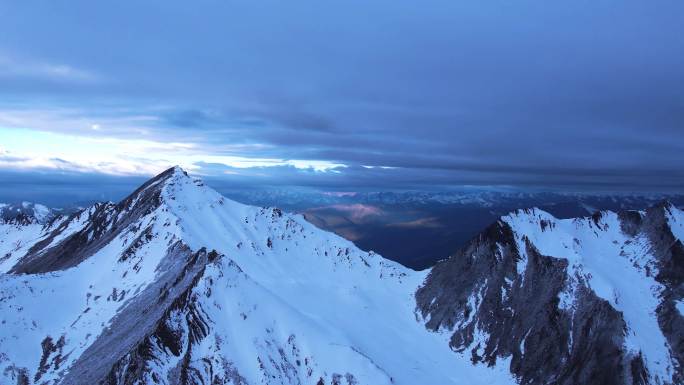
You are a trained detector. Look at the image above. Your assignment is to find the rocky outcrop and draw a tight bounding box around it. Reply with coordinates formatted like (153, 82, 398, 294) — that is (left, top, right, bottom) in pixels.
(417, 205, 684, 385)
(98, 254, 247, 385)
(60, 244, 213, 385)
(641, 204, 684, 385)
(10, 168, 178, 274)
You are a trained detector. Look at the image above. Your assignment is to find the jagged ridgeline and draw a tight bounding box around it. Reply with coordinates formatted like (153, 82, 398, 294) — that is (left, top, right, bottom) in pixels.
(0, 166, 682, 385)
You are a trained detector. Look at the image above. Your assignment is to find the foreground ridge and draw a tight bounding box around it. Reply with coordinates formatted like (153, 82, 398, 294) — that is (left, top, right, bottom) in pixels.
(0, 167, 512, 385)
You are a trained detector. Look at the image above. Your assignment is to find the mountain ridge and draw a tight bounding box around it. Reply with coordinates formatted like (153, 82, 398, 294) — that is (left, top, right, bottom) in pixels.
(0, 166, 682, 385)
(417, 203, 684, 384)
(0, 167, 514, 384)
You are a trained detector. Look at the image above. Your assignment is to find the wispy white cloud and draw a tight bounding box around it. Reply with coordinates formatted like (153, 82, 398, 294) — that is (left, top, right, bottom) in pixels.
(0, 52, 100, 83)
(0, 106, 157, 137)
(0, 127, 346, 176)
(0, 102, 347, 176)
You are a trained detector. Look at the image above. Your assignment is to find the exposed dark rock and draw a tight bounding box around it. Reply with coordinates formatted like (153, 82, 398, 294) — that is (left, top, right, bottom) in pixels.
(2, 365, 30, 385)
(99, 252, 250, 385)
(2, 213, 35, 226)
(10, 167, 178, 274)
(416, 204, 683, 385)
(34, 335, 67, 383)
(119, 225, 154, 262)
(640, 203, 684, 385)
(60, 243, 216, 385)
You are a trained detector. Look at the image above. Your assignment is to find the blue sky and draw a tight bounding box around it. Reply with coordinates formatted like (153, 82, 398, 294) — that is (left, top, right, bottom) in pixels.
(1, 0, 683, 200)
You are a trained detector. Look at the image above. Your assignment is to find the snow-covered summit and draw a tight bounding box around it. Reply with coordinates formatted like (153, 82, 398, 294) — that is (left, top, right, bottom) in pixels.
(0, 167, 517, 385)
(418, 203, 684, 385)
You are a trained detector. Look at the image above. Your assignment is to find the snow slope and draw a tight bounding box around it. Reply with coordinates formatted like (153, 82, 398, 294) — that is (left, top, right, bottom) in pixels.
(0, 220, 44, 273)
(503, 209, 674, 381)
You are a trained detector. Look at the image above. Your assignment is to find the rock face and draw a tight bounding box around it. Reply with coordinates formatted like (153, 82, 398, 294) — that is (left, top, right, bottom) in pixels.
(0, 166, 681, 385)
(417, 205, 684, 385)
(11, 168, 175, 274)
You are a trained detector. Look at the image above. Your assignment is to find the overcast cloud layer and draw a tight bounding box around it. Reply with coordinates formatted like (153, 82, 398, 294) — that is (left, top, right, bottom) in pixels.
(0, 0, 683, 195)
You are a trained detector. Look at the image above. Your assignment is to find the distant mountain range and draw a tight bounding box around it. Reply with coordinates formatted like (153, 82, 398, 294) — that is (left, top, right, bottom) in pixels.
(221, 190, 684, 269)
(223, 189, 684, 209)
(0, 167, 682, 384)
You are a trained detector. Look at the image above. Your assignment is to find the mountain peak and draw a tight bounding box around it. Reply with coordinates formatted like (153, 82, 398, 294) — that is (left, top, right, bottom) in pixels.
(0, 201, 54, 225)
(172, 164, 186, 172)
(168, 165, 189, 178)
(8, 167, 203, 274)
(115, 166, 194, 208)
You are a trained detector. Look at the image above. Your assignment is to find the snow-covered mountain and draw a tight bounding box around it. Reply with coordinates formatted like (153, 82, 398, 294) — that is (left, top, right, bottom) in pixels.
(0, 167, 681, 384)
(417, 204, 684, 385)
(0, 202, 54, 225)
(0, 167, 514, 385)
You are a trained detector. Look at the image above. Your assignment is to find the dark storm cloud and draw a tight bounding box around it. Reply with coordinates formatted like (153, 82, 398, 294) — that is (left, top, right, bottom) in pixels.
(0, 0, 683, 192)
(194, 163, 684, 193)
